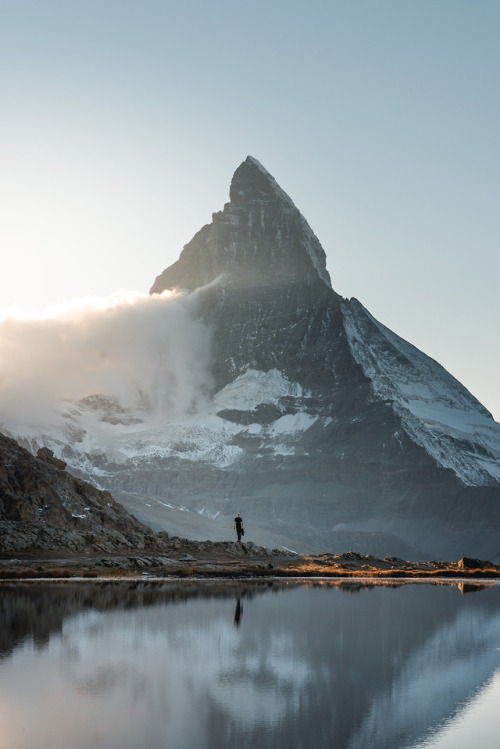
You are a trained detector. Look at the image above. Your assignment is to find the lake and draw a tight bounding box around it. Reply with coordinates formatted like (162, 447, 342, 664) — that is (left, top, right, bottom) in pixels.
(0, 579, 499, 749)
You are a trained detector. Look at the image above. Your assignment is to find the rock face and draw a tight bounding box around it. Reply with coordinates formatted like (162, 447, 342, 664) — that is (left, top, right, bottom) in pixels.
(0, 432, 167, 552)
(5, 157, 500, 560)
(152, 156, 332, 293)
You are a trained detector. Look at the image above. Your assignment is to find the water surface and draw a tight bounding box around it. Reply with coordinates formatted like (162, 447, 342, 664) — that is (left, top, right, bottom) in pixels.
(0, 580, 499, 749)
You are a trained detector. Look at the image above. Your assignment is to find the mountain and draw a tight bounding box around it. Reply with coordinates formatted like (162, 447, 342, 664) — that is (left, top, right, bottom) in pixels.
(0, 431, 167, 553)
(5, 157, 500, 559)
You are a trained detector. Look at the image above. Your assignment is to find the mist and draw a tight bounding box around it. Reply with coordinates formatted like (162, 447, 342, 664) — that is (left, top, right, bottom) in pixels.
(0, 289, 213, 430)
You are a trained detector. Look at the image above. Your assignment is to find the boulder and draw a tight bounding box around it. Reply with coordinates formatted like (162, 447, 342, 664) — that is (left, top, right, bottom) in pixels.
(36, 447, 67, 470)
(458, 557, 491, 570)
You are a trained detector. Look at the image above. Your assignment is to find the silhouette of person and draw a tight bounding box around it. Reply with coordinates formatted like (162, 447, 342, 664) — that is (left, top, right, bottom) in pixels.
(233, 597, 243, 627)
(234, 513, 244, 542)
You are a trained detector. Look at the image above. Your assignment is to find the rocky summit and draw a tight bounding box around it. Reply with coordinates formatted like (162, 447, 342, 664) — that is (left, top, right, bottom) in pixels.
(5, 157, 500, 560)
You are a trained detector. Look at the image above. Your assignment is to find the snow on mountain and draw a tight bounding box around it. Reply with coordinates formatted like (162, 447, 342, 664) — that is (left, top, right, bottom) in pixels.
(5, 367, 321, 479)
(213, 368, 305, 411)
(342, 298, 500, 485)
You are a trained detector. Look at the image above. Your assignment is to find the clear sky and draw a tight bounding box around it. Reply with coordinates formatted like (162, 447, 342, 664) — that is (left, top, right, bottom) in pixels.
(1, 0, 499, 420)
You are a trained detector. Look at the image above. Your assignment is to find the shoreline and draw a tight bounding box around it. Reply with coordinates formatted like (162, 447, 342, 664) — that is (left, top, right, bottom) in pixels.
(1, 542, 499, 582)
(1, 576, 499, 588)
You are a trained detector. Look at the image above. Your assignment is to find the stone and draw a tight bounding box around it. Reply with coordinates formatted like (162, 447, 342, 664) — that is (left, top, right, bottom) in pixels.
(458, 557, 491, 570)
(36, 447, 67, 470)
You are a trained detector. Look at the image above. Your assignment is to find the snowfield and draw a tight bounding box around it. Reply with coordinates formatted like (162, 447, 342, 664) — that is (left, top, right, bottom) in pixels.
(3, 369, 323, 475)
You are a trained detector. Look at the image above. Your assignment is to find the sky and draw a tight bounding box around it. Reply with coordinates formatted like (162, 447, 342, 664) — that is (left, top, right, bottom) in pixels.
(0, 0, 499, 420)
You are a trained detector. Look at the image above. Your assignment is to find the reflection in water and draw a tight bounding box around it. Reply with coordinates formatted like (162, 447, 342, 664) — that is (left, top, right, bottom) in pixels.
(348, 606, 500, 749)
(233, 597, 243, 627)
(0, 581, 499, 749)
(416, 670, 500, 748)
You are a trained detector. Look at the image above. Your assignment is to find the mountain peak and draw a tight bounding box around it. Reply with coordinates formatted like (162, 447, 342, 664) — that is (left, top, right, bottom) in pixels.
(150, 157, 332, 293)
(229, 156, 295, 207)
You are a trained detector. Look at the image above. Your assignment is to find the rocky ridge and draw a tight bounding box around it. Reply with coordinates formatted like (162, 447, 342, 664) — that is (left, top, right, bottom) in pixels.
(0, 431, 168, 553)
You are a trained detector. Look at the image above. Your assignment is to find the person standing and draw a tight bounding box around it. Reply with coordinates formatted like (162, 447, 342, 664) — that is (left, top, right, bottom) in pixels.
(234, 513, 244, 542)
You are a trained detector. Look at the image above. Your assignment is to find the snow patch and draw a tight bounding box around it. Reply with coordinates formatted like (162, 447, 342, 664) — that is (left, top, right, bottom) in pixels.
(214, 369, 303, 412)
(269, 412, 317, 436)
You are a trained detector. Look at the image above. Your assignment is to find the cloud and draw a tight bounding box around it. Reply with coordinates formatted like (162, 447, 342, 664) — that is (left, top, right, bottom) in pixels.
(0, 289, 213, 429)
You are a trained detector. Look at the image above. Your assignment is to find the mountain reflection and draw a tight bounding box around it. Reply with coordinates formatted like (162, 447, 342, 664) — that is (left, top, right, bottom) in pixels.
(0, 581, 499, 749)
